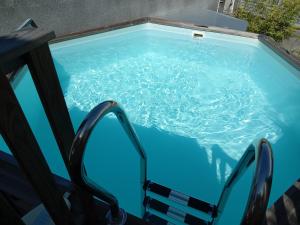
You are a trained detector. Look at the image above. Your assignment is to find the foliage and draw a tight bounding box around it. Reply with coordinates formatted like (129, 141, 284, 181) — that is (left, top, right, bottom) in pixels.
(234, 0, 300, 41)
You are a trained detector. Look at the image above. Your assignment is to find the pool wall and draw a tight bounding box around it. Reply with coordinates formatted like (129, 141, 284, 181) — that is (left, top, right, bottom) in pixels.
(51, 18, 300, 72)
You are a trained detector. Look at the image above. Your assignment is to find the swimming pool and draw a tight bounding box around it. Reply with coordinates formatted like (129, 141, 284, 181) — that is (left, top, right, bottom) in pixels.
(1, 23, 300, 224)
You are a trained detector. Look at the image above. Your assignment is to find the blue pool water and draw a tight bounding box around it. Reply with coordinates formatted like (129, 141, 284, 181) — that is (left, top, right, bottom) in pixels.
(1, 23, 300, 224)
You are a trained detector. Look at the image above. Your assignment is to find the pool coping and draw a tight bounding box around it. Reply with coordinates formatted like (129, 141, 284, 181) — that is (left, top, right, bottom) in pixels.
(8, 16, 300, 84)
(51, 17, 300, 71)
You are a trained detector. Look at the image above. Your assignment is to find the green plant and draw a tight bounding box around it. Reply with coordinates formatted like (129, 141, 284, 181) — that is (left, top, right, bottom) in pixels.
(234, 0, 300, 41)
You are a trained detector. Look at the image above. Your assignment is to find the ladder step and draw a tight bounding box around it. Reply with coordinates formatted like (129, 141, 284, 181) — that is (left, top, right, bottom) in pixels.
(144, 197, 210, 225)
(144, 181, 217, 217)
(144, 212, 174, 225)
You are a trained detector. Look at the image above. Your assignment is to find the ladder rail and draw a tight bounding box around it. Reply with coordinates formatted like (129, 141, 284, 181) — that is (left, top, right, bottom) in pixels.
(213, 139, 273, 225)
(69, 100, 147, 221)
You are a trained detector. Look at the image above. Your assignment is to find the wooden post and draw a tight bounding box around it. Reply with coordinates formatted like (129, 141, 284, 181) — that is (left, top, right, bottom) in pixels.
(25, 43, 75, 175)
(0, 28, 75, 176)
(0, 73, 73, 225)
(0, 28, 76, 225)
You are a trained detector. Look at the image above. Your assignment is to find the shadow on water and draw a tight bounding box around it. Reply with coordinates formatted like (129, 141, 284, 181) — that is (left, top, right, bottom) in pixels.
(266, 123, 300, 204)
(5, 58, 297, 222)
(68, 106, 239, 217)
(50, 60, 241, 209)
(211, 144, 237, 186)
(53, 59, 71, 93)
(52, 50, 300, 222)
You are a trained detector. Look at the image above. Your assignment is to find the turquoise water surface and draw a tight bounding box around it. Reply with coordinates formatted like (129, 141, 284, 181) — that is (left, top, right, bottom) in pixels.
(1, 24, 300, 224)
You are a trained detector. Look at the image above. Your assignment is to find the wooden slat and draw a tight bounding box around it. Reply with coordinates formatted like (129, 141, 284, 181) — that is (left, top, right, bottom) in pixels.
(0, 28, 55, 65)
(2, 57, 25, 76)
(0, 150, 76, 216)
(0, 73, 73, 225)
(264, 179, 300, 225)
(25, 43, 76, 175)
(0, 191, 26, 225)
(0, 149, 150, 225)
(0, 150, 40, 215)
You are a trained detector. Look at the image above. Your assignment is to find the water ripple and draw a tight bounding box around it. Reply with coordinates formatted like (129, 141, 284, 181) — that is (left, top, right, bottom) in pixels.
(65, 52, 282, 162)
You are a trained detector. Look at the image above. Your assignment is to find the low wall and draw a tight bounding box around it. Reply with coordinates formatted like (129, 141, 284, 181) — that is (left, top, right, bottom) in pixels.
(0, 0, 218, 36)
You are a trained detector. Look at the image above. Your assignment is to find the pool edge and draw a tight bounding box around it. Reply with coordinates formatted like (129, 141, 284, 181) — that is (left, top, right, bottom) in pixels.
(51, 17, 259, 43)
(49, 17, 300, 73)
(258, 35, 300, 72)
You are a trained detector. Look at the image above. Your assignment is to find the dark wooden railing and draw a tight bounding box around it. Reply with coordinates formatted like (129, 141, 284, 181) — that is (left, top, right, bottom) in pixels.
(0, 26, 75, 225)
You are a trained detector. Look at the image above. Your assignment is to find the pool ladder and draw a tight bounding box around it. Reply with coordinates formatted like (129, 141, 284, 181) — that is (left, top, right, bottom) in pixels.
(143, 181, 217, 225)
(68, 100, 273, 225)
(69, 101, 147, 224)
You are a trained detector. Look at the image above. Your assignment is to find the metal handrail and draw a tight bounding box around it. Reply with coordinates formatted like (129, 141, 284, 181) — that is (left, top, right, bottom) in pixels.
(212, 138, 273, 225)
(69, 101, 147, 224)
